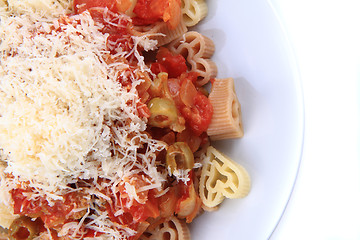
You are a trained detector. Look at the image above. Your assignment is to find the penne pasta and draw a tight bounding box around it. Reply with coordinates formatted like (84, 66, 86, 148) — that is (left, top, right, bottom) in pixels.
(207, 78, 245, 140)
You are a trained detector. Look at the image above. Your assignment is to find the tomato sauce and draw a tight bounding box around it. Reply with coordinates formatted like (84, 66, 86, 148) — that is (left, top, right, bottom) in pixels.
(11, 188, 89, 228)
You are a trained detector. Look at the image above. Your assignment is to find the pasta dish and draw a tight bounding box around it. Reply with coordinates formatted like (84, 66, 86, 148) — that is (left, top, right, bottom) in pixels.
(0, 0, 250, 239)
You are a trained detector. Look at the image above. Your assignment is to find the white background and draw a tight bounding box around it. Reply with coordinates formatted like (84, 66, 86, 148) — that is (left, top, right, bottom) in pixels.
(269, 0, 360, 239)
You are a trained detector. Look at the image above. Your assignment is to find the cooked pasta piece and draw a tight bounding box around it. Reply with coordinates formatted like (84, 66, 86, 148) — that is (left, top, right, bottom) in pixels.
(181, 0, 208, 27)
(140, 217, 190, 240)
(199, 146, 251, 208)
(201, 204, 219, 212)
(207, 78, 244, 140)
(167, 31, 217, 86)
(192, 58, 218, 86)
(132, 19, 188, 46)
(167, 31, 215, 65)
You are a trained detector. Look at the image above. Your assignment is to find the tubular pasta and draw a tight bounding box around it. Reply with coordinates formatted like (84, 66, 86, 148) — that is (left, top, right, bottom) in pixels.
(207, 78, 244, 140)
(167, 31, 217, 86)
(181, 0, 208, 27)
(199, 146, 251, 208)
(139, 217, 190, 240)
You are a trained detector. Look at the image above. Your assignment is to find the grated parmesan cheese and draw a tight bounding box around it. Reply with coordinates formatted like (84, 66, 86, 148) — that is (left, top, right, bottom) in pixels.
(7, 0, 72, 17)
(0, 7, 167, 239)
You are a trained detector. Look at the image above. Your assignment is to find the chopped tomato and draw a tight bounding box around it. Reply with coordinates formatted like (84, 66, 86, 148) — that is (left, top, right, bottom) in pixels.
(83, 229, 103, 238)
(11, 188, 89, 228)
(162, 0, 181, 29)
(108, 176, 161, 225)
(181, 92, 213, 135)
(180, 78, 198, 107)
(176, 181, 191, 207)
(74, 4, 132, 38)
(130, 192, 160, 222)
(158, 187, 177, 218)
(153, 47, 188, 78)
(132, 0, 181, 28)
(132, 0, 165, 25)
(11, 189, 42, 217)
(74, 0, 133, 14)
(137, 101, 151, 118)
(107, 33, 133, 53)
(179, 71, 199, 84)
(176, 128, 203, 152)
(105, 191, 159, 229)
(150, 62, 168, 76)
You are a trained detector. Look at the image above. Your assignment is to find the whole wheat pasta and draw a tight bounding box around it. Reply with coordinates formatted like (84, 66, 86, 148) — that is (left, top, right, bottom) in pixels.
(167, 31, 217, 86)
(139, 217, 191, 240)
(207, 77, 244, 140)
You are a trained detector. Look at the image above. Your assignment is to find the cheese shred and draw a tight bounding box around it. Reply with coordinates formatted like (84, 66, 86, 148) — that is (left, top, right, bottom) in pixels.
(0, 8, 167, 238)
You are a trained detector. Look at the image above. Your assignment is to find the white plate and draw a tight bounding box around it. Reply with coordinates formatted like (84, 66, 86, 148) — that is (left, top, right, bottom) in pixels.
(191, 0, 304, 239)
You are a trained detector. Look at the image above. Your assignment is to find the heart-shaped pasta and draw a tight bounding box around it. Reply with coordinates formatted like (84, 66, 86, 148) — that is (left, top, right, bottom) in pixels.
(139, 217, 190, 240)
(199, 146, 251, 208)
(167, 31, 217, 86)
